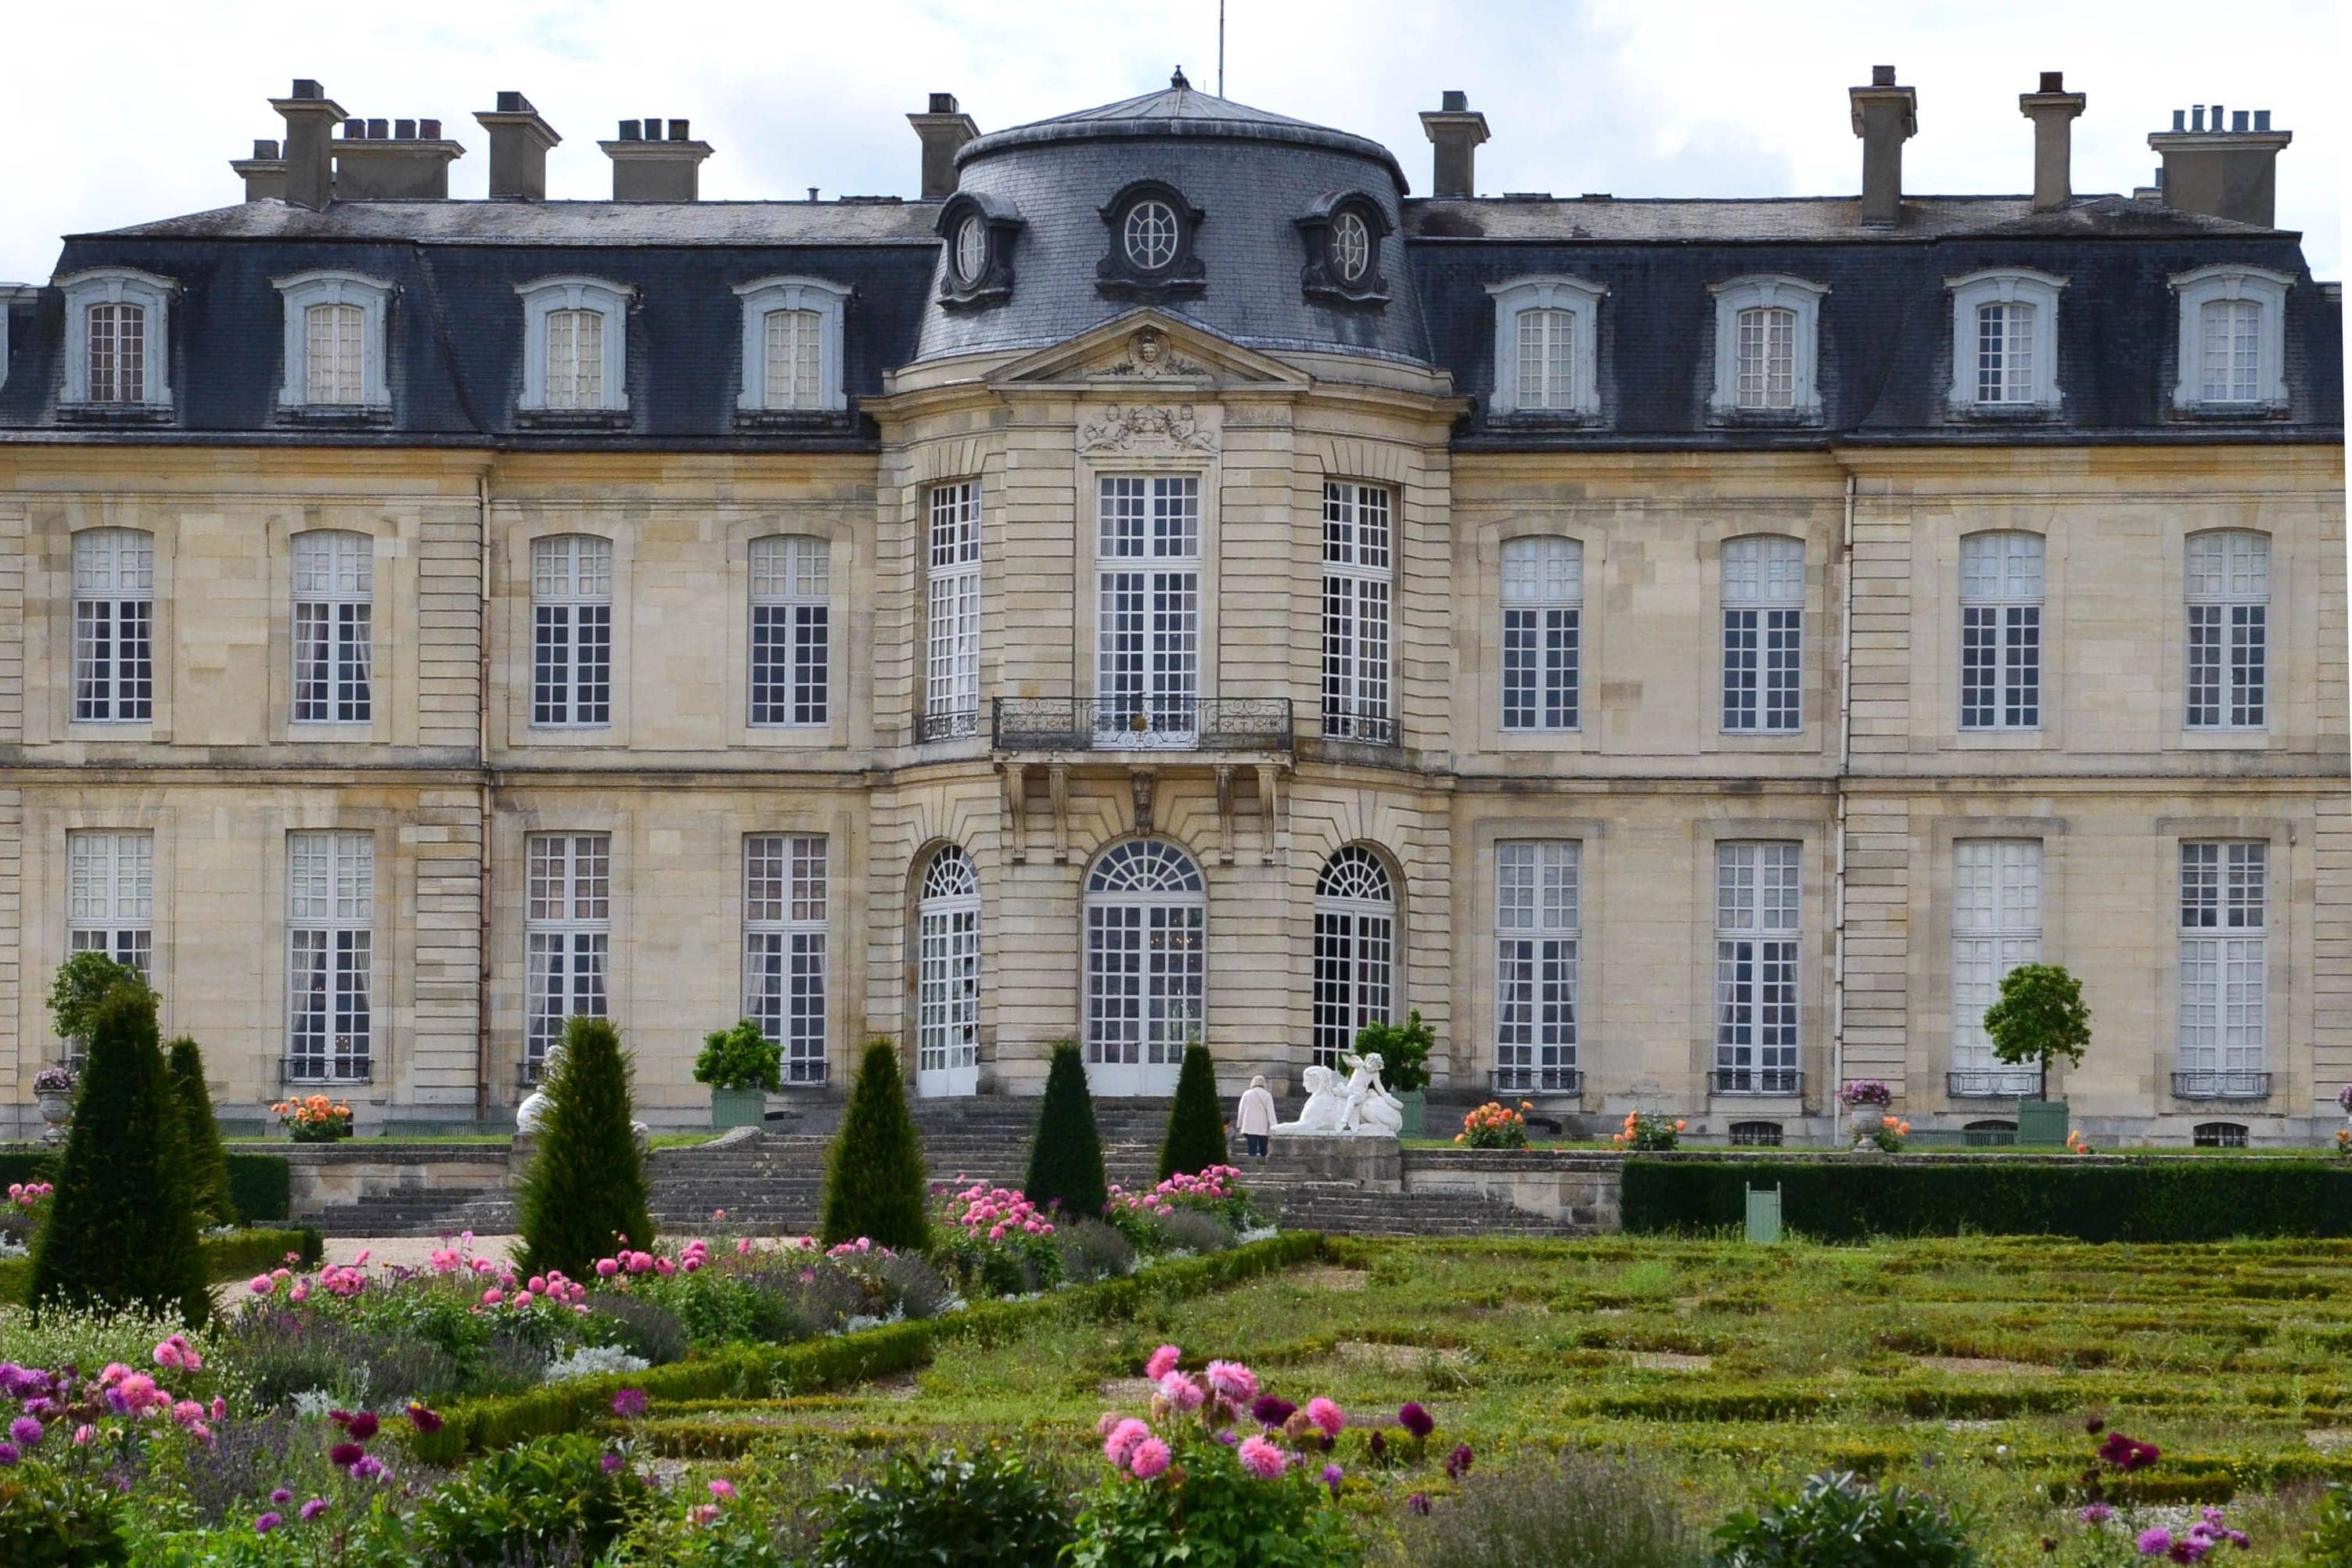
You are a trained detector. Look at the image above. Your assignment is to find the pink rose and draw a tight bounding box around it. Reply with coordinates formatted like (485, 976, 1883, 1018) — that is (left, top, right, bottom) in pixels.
(480, 1287, 502, 1306)
(248, 1275, 275, 1296)
(595, 1258, 620, 1277)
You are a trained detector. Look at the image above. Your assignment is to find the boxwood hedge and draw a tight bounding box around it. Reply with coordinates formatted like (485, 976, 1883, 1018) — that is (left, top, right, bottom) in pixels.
(0, 1225, 319, 1305)
(0, 1148, 289, 1224)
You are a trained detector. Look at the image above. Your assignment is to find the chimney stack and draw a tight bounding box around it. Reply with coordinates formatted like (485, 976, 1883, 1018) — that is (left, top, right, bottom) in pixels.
(2149, 104, 2291, 227)
(473, 91, 561, 202)
(908, 92, 979, 200)
(230, 138, 286, 202)
(272, 79, 346, 210)
(1419, 90, 1491, 199)
(599, 118, 714, 200)
(1848, 64, 1917, 228)
(333, 117, 465, 200)
(2019, 71, 2087, 213)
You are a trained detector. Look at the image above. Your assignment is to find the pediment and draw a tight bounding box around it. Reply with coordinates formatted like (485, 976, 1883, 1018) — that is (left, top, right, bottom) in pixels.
(988, 308, 1308, 391)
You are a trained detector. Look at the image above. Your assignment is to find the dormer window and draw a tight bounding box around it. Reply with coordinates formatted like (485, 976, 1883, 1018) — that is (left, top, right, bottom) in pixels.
(1296, 191, 1392, 307)
(1945, 269, 2065, 415)
(952, 216, 988, 283)
(59, 268, 175, 410)
(275, 271, 393, 411)
(2170, 264, 2290, 413)
(515, 277, 634, 414)
(1124, 200, 1178, 269)
(933, 190, 1023, 311)
(1487, 275, 1605, 419)
(1096, 180, 1206, 301)
(732, 275, 849, 415)
(1707, 275, 1826, 421)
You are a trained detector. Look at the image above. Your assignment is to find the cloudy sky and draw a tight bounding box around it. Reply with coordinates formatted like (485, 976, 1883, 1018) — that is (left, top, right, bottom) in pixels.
(3, 0, 2341, 280)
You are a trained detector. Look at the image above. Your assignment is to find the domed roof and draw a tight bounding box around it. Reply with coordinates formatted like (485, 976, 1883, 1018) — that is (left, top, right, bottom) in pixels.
(960, 70, 1408, 190)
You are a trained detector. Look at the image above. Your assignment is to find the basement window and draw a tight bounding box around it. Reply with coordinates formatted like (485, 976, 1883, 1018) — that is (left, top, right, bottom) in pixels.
(2192, 1121, 2248, 1149)
(1727, 1120, 1783, 1148)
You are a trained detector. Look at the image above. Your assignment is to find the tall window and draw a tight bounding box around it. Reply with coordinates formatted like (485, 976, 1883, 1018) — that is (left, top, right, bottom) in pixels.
(924, 481, 982, 739)
(1714, 842, 1799, 1095)
(1960, 532, 2043, 731)
(1501, 537, 1581, 732)
(1083, 840, 1205, 1094)
(286, 830, 372, 1082)
(1322, 481, 1393, 743)
(750, 535, 829, 727)
(1950, 841, 2042, 1095)
(524, 833, 609, 1075)
(291, 530, 372, 725)
(1096, 475, 1199, 741)
(2199, 300, 2261, 404)
(1516, 307, 1574, 411)
(1721, 536, 1803, 734)
(1735, 307, 1796, 410)
(745, 834, 827, 1084)
(67, 829, 153, 977)
(531, 535, 613, 728)
(72, 527, 155, 723)
(1494, 840, 1578, 1093)
(304, 303, 365, 405)
(915, 847, 981, 1097)
(1975, 300, 2037, 405)
(2186, 530, 2267, 730)
(1312, 846, 1396, 1070)
(88, 302, 146, 404)
(544, 308, 605, 409)
(762, 309, 822, 410)
(2178, 841, 2267, 1096)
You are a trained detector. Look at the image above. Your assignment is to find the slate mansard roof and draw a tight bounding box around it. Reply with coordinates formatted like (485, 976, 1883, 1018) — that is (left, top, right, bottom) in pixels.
(0, 85, 2339, 448)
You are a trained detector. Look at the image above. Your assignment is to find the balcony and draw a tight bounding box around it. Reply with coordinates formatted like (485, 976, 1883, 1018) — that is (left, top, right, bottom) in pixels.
(1947, 1068, 2045, 1099)
(1492, 1063, 1583, 1096)
(1710, 1066, 1802, 1098)
(1318, 702, 1397, 746)
(920, 707, 982, 743)
(991, 698, 1293, 755)
(2170, 1069, 2271, 1101)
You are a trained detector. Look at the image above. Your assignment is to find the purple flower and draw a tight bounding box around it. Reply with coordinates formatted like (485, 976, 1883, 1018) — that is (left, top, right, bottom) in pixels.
(1251, 1395, 1297, 1429)
(405, 1402, 443, 1435)
(8, 1416, 41, 1447)
(254, 1512, 282, 1535)
(0, 1441, 17, 1466)
(269, 1487, 293, 1505)
(329, 1442, 364, 1468)
(1407, 1491, 1432, 1516)
(1445, 1442, 1473, 1480)
(2080, 1503, 2115, 1526)
(611, 1388, 647, 1419)
(601, 1452, 624, 1474)
(343, 1410, 379, 1443)
(2138, 1528, 2174, 1556)
(300, 1498, 329, 1523)
(1399, 1402, 1434, 1440)
(1367, 1431, 1386, 1462)
(349, 1455, 387, 1483)
(1321, 1462, 1344, 1498)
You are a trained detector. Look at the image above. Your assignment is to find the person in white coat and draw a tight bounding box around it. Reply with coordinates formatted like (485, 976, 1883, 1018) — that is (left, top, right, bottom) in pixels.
(1235, 1074, 1278, 1160)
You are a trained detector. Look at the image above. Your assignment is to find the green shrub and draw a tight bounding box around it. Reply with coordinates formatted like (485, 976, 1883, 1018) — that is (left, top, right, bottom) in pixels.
(1385, 1449, 1703, 1568)
(223, 1156, 290, 1225)
(45, 950, 146, 1048)
(29, 983, 210, 1326)
(820, 1039, 931, 1251)
(167, 1038, 236, 1227)
(693, 1018, 782, 1093)
(1354, 1009, 1434, 1095)
(516, 1016, 654, 1280)
(1024, 1040, 1108, 1221)
(1983, 962, 2091, 1077)
(412, 1433, 647, 1566)
(0, 1460, 132, 1566)
(1156, 1041, 1227, 1180)
(1070, 1426, 1358, 1568)
(2309, 1482, 2352, 1566)
(1710, 1471, 1976, 1567)
(816, 1446, 1073, 1568)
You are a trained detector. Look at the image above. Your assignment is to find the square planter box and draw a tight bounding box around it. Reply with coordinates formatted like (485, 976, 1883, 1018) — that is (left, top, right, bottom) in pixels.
(709, 1087, 768, 1131)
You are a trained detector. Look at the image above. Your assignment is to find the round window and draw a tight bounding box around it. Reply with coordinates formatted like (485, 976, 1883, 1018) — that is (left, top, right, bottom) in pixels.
(1331, 210, 1372, 284)
(953, 215, 989, 283)
(1122, 200, 1180, 272)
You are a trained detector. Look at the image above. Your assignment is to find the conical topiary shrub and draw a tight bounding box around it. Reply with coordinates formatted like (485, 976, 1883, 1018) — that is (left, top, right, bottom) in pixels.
(1024, 1040, 1108, 1220)
(167, 1037, 236, 1227)
(517, 1016, 653, 1279)
(819, 1038, 931, 1250)
(30, 982, 210, 1325)
(1156, 1041, 1228, 1180)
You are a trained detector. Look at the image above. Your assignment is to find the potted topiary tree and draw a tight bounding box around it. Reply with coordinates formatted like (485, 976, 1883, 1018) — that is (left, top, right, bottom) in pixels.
(1353, 1011, 1434, 1138)
(1983, 962, 2091, 1146)
(692, 1018, 781, 1131)
(47, 950, 144, 1066)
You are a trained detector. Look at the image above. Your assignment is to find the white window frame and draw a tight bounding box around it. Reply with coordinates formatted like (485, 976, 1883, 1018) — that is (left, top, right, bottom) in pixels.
(732, 275, 848, 412)
(290, 530, 374, 726)
(524, 832, 610, 1076)
(2185, 530, 2268, 731)
(745, 833, 829, 1085)
(915, 846, 982, 1098)
(1959, 532, 2044, 732)
(515, 276, 634, 412)
(1707, 274, 1827, 419)
(1494, 840, 1579, 1095)
(286, 829, 373, 1084)
(530, 534, 613, 729)
(749, 535, 829, 728)
(2178, 840, 2267, 1095)
(1082, 838, 1206, 1095)
(274, 270, 393, 409)
(1312, 846, 1397, 1071)
(1944, 268, 2065, 413)
(1322, 480, 1394, 743)
(1486, 275, 1605, 418)
(1950, 840, 2042, 1084)
(1095, 474, 1201, 745)
(2169, 264, 2290, 412)
(72, 527, 155, 724)
(1714, 841, 1800, 1095)
(59, 268, 174, 408)
(1721, 535, 1804, 735)
(924, 480, 983, 739)
(67, 829, 153, 982)
(1500, 536, 1581, 732)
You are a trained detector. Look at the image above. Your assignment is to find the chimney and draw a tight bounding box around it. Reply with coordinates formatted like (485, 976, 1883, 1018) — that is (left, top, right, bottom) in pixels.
(2149, 104, 2292, 226)
(473, 91, 561, 201)
(333, 117, 465, 200)
(599, 117, 714, 200)
(272, 78, 347, 210)
(2019, 71, 2087, 212)
(230, 138, 286, 202)
(1848, 64, 1917, 228)
(1419, 90, 1490, 199)
(907, 92, 979, 200)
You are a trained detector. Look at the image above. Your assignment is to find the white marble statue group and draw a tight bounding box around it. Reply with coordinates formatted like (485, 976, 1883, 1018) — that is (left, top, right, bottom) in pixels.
(1273, 1051, 1405, 1138)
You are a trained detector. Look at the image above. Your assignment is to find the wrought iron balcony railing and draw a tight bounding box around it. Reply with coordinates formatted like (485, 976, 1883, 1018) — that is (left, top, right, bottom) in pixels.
(919, 707, 982, 743)
(1491, 1063, 1583, 1096)
(1947, 1068, 2045, 1099)
(1319, 702, 1397, 746)
(2170, 1069, 2270, 1101)
(1710, 1065, 1802, 1097)
(991, 698, 1293, 753)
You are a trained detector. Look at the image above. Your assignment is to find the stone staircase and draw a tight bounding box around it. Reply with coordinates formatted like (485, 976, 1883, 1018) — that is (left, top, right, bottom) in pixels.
(1248, 1175, 1593, 1238)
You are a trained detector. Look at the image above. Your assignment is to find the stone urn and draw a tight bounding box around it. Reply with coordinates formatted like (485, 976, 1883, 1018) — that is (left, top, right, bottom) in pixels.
(1848, 1106, 1880, 1145)
(36, 1091, 74, 1145)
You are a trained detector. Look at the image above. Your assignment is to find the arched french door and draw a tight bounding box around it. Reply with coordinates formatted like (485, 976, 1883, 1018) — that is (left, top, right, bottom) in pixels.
(915, 846, 981, 1098)
(1082, 839, 1205, 1095)
(1311, 845, 1395, 1070)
